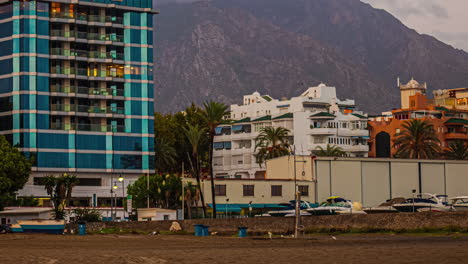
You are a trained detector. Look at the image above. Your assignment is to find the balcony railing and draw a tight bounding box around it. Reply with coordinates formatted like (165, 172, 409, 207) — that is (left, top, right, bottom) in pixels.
(51, 123, 125, 132)
(50, 12, 123, 24)
(50, 104, 124, 115)
(50, 30, 123, 42)
(50, 67, 124, 79)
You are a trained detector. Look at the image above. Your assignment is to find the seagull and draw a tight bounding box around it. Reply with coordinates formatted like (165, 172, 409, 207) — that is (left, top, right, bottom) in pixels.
(332, 236, 337, 240)
(211, 232, 218, 236)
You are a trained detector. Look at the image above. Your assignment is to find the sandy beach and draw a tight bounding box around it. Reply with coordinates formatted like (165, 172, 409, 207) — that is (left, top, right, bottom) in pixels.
(1, 233, 468, 263)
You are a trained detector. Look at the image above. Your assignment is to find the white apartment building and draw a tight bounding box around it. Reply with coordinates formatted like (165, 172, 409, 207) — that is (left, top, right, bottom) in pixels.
(213, 83, 370, 179)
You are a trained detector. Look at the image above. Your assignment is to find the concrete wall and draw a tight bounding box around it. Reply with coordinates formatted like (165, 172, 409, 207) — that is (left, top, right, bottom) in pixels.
(69, 212, 468, 234)
(315, 158, 468, 206)
(265, 157, 468, 207)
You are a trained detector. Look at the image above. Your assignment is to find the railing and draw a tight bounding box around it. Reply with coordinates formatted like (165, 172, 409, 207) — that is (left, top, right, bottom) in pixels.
(78, 87, 124, 96)
(50, 104, 76, 112)
(50, 12, 75, 19)
(50, 12, 123, 24)
(50, 85, 77, 93)
(50, 66, 76, 75)
(51, 123, 125, 132)
(50, 30, 76, 38)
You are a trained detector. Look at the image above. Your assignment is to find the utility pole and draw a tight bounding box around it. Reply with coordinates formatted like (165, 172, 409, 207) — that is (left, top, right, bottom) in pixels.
(110, 174, 114, 221)
(293, 145, 300, 239)
(147, 173, 150, 208)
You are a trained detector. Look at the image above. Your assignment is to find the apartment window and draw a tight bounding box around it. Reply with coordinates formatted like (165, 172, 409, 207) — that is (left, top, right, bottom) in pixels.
(243, 185, 255, 197)
(215, 184, 226, 196)
(271, 185, 282, 197)
(298, 185, 309, 197)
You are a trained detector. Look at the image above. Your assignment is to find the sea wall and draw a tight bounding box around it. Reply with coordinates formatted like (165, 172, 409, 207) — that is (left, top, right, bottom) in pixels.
(68, 212, 468, 234)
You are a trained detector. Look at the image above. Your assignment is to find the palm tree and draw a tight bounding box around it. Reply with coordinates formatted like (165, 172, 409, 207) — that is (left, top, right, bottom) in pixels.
(183, 124, 207, 217)
(254, 126, 291, 166)
(394, 119, 441, 159)
(313, 144, 346, 157)
(154, 138, 177, 173)
(43, 173, 78, 219)
(201, 101, 230, 218)
(184, 182, 199, 219)
(443, 141, 468, 160)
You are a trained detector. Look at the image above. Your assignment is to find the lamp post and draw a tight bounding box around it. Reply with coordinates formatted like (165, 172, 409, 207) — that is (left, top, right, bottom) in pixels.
(118, 175, 124, 219)
(113, 182, 118, 220)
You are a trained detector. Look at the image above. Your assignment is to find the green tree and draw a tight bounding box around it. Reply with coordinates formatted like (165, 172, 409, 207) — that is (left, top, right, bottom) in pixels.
(394, 119, 441, 159)
(154, 137, 177, 172)
(254, 126, 291, 166)
(43, 173, 78, 220)
(127, 174, 182, 209)
(183, 182, 200, 219)
(313, 144, 346, 157)
(443, 141, 468, 160)
(183, 124, 207, 217)
(201, 101, 230, 218)
(0, 135, 32, 211)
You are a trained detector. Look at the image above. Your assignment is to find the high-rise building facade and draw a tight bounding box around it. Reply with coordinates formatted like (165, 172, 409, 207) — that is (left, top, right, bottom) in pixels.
(0, 0, 155, 206)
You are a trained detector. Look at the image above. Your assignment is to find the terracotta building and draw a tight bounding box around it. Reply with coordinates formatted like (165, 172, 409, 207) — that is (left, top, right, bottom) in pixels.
(368, 79, 468, 158)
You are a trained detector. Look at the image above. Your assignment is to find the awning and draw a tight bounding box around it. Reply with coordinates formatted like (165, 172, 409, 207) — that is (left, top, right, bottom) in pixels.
(208, 203, 288, 212)
(232, 125, 243, 131)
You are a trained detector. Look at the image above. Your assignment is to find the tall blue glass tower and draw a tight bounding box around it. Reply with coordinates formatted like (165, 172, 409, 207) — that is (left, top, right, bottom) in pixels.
(0, 0, 155, 206)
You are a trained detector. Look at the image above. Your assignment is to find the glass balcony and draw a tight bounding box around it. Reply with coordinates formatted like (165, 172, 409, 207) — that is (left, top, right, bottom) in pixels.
(50, 104, 77, 112)
(50, 30, 76, 38)
(50, 12, 75, 19)
(50, 123, 76, 130)
(107, 106, 125, 115)
(50, 48, 75, 56)
(50, 66, 76, 75)
(50, 85, 77, 94)
(51, 123, 124, 132)
(78, 87, 124, 96)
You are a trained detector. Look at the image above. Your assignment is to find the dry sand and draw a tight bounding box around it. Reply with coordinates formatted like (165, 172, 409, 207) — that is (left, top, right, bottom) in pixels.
(1, 233, 468, 263)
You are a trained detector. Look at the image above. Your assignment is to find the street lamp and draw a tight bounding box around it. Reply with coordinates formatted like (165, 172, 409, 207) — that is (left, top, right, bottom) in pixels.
(113, 182, 118, 220)
(225, 198, 229, 218)
(118, 175, 125, 219)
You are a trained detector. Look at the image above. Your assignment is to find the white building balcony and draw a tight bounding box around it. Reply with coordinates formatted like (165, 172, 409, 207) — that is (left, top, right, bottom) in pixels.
(214, 134, 232, 142)
(341, 144, 369, 152)
(231, 132, 252, 141)
(336, 129, 369, 137)
(230, 148, 252, 156)
(213, 149, 232, 157)
(309, 128, 336, 135)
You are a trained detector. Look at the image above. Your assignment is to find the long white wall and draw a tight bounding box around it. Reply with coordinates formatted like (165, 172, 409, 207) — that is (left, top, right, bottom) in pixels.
(314, 158, 468, 207)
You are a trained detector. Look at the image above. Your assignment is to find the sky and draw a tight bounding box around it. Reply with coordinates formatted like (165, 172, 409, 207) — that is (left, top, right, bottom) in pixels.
(361, 0, 468, 52)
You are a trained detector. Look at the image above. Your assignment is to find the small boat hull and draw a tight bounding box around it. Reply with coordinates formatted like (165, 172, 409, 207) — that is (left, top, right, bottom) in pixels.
(10, 224, 23, 233)
(18, 220, 65, 234)
(453, 205, 468, 212)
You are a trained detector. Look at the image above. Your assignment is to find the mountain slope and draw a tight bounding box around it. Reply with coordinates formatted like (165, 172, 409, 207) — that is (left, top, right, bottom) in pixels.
(154, 0, 468, 113)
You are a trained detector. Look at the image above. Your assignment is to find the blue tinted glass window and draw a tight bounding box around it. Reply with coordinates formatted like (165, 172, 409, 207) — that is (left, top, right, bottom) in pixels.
(37, 152, 69, 168)
(0, 58, 12, 75)
(38, 133, 68, 149)
(76, 153, 106, 169)
(0, 40, 12, 57)
(76, 135, 106, 150)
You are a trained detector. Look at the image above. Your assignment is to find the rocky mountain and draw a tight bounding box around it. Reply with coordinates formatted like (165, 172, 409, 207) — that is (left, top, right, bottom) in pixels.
(153, 0, 468, 113)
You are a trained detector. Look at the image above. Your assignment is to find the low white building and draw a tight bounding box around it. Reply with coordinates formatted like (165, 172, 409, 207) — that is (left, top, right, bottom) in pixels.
(213, 83, 369, 179)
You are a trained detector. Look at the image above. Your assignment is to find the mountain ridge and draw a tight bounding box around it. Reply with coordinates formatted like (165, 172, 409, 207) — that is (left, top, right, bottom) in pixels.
(154, 0, 468, 113)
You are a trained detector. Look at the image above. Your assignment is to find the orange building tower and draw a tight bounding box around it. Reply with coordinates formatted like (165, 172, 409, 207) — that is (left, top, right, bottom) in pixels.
(368, 79, 468, 158)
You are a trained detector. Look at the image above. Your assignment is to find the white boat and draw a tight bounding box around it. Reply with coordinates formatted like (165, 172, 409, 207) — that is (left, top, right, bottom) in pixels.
(17, 219, 65, 234)
(306, 196, 365, 215)
(363, 197, 405, 214)
(450, 196, 468, 211)
(268, 201, 316, 217)
(392, 193, 453, 213)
